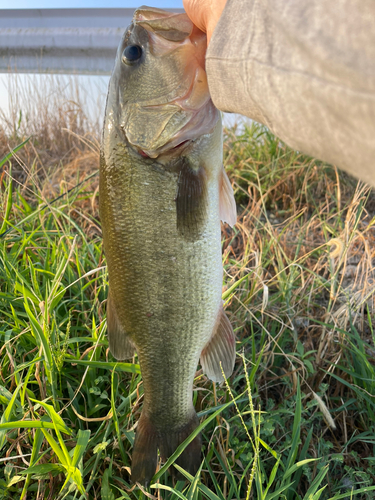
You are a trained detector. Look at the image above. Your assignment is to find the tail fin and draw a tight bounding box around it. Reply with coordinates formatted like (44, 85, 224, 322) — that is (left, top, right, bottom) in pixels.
(131, 412, 201, 486)
(159, 412, 201, 481)
(131, 415, 158, 487)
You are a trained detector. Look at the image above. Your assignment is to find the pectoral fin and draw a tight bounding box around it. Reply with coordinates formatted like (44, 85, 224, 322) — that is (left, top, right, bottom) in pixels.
(220, 167, 237, 227)
(176, 160, 208, 241)
(107, 290, 135, 360)
(200, 306, 236, 383)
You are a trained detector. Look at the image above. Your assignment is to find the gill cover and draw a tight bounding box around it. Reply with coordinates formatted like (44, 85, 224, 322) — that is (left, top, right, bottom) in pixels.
(116, 5, 219, 157)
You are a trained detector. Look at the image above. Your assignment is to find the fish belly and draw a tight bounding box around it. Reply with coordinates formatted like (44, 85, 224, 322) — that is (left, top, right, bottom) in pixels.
(100, 142, 222, 428)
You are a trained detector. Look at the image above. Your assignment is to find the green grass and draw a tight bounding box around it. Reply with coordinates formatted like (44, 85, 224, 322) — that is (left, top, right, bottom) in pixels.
(1, 118, 375, 500)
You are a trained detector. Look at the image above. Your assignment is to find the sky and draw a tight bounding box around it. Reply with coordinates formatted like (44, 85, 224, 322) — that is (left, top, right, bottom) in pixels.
(0, 0, 184, 8)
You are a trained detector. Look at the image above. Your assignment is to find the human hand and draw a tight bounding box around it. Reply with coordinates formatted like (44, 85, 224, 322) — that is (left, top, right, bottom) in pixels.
(183, 0, 228, 45)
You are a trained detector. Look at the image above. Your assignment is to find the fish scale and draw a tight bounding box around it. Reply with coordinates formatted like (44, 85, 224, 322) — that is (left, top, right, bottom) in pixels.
(101, 141, 223, 419)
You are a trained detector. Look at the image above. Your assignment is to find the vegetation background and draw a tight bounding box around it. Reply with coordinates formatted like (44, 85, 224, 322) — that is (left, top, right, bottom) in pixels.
(1, 74, 375, 500)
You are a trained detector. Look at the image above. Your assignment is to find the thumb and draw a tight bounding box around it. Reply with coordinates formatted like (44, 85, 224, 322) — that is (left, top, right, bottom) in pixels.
(183, 0, 210, 34)
(183, 0, 227, 45)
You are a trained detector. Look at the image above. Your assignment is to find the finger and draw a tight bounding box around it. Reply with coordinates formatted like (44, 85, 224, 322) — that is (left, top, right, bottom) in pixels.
(183, 0, 210, 33)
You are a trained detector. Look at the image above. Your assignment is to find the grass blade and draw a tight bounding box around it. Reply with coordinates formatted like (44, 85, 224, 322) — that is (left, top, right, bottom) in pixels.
(0, 383, 22, 450)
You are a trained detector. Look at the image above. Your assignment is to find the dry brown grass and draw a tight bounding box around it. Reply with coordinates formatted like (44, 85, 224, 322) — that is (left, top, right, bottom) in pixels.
(220, 125, 375, 462)
(0, 74, 102, 198)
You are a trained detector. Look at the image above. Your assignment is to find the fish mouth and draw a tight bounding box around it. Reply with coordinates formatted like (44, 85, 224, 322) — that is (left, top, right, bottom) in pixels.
(130, 101, 219, 159)
(136, 65, 219, 158)
(125, 77, 219, 159)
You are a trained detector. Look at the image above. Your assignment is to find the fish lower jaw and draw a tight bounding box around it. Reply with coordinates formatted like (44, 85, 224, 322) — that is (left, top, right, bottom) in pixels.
(134, 138, 193, 159)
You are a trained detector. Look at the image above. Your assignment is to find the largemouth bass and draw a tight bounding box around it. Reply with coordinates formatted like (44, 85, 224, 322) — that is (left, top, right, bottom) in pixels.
(100, 5, 237, 486)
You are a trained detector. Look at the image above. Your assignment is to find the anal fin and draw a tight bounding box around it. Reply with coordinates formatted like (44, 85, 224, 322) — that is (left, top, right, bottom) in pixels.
(220, 166, 237, 227)
(107, 289, 135, 360)
(200, 306, 236, 383)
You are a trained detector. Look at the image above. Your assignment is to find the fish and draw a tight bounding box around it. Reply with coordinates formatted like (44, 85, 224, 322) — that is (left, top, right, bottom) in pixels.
(99, 5, 237, 486)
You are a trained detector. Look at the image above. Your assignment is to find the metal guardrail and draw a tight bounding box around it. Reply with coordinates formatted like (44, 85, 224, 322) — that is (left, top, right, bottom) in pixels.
(0, 8, 183, 75)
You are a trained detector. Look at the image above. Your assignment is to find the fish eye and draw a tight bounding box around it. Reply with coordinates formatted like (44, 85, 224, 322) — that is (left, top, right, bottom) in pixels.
(122, 45, 143, 64)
